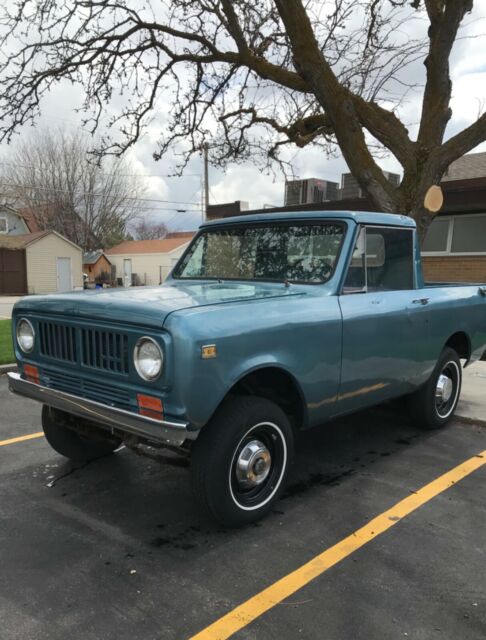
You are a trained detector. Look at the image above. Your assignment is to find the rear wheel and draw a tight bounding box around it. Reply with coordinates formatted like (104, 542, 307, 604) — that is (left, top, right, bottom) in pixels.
(191, 396, 293, 527)
(408, 347, 462, 430)
(42, 405, 122, 462)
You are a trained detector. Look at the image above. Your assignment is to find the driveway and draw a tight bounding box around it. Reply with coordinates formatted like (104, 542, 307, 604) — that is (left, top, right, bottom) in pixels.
(0, 375, 485, 640)
(0, 296, 22, 319)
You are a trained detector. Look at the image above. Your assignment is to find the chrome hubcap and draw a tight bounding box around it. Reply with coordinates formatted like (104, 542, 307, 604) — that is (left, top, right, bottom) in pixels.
(436, 373, 453, 404)
(235, 439, 272, 489)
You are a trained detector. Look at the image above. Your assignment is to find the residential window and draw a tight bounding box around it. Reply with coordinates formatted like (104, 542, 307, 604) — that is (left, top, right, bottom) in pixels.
(451, 216, 486, 253)
(422, 217, 449, 253)
(422, 214, 486, 255)
(0, 217, 7, 234)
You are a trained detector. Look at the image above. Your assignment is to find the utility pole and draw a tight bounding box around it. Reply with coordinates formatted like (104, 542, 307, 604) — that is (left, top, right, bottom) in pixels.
(202, 142, 209, 221)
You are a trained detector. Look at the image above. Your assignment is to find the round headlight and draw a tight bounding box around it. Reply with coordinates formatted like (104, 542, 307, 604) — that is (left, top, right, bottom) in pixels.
(17, 318, 35, 353)
(133, 337, 163, 381)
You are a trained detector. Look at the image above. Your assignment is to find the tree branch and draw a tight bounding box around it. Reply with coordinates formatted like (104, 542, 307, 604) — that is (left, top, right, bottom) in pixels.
(417, 0, 473, 149)
(274, 0, 400, 211)
(438, 113, 486, 171)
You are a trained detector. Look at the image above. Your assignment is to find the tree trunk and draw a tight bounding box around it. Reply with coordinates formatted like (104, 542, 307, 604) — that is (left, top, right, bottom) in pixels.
(409, 206, 435, 244)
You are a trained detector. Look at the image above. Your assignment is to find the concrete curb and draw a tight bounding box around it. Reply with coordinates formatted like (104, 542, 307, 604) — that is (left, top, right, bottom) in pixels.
(454, 414, 486, 427)
(0, 364, 17, 376)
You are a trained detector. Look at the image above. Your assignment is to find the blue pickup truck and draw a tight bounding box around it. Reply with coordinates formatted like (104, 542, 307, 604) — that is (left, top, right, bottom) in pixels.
(8, 211, 486, 525)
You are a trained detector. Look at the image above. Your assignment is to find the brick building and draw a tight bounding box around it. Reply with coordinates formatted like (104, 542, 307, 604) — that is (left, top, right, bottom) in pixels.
(420, 153, 486, 282)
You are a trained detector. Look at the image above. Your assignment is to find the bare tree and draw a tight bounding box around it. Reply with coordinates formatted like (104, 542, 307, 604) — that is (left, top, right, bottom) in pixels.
(133, 220, 168, 240)
(0, 1, 483, 239)
(0, 128, 146, 249)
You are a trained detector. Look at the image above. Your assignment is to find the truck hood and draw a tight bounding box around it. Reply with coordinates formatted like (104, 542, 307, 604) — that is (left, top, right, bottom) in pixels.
(14, 281, 304, 328)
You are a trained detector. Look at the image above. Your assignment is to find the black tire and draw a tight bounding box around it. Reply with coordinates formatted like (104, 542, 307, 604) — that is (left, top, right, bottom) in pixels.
(191, 396, 294, 527)
(42, 405, 122, 463)
(408, 347, 462, 430)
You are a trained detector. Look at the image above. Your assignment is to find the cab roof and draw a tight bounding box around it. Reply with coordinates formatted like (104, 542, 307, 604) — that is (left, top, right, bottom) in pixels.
(200, 210, 415, 229)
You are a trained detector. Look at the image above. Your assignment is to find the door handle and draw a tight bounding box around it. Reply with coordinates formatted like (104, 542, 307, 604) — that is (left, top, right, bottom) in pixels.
(412, 298, 430, 305)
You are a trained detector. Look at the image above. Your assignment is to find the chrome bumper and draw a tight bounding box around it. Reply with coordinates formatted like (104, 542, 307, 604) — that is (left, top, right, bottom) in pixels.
(7, 372, 195, 447)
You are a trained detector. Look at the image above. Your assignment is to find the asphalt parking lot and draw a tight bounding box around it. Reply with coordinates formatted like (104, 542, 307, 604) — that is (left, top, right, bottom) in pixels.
(0, 374, 485, 640)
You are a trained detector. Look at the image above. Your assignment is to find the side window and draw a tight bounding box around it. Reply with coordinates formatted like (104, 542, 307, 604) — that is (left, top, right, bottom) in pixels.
(343, 226, 414, 293)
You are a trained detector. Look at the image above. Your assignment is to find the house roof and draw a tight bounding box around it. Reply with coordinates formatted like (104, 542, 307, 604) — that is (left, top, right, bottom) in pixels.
(0, 230, 82, 251)
(442, 152, 486, 182)
(83, 250, 111, 266)
(0, 231, 50, 249)
(106, 236, 193, 255)
(16, 208, 42, 233)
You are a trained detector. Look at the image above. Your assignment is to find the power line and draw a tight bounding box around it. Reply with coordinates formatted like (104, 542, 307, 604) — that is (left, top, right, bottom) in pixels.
(0, 182, 200, 206)
(163, 208, 203, 228)
(0, 160, 201, 180)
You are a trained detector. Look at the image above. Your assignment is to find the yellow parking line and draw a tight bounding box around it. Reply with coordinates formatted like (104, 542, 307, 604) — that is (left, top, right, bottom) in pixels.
(190, 450, 486, 640)
(0, 432, 44, 447)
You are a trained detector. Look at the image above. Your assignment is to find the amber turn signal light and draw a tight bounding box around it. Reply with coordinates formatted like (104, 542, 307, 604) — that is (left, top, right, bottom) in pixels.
(23, 364, 39, 384)
(137, 394, 164, 420)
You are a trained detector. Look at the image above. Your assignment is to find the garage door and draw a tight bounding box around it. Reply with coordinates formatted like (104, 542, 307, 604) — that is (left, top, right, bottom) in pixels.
(0, 248, 28, 295)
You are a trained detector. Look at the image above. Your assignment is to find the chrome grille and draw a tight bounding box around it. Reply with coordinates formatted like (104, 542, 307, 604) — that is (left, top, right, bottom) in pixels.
(81, 328, 129, 374)
(39, 321, 77, 363)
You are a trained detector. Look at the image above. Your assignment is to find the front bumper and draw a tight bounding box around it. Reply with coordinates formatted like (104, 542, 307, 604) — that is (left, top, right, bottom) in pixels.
(7, 372, 195, 447)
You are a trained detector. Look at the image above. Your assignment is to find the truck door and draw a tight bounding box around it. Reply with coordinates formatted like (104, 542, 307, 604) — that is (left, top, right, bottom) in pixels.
(337, 225, 425, 415)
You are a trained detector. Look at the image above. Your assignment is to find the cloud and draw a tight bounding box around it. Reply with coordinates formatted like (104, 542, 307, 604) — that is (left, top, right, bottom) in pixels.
(1, 2, 485, 232)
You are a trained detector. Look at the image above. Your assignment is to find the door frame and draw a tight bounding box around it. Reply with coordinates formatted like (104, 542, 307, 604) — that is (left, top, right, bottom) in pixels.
(56, 256, 73, 292)
(123, 258, 132, 287)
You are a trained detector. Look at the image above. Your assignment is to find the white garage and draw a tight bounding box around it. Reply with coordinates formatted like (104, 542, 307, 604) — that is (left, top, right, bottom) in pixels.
(106, 233, 194, 286)
(0, 231, 83, 295)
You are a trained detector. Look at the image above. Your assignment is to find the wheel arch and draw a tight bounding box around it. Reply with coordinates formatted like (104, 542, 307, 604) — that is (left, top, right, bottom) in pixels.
(444, 331, 471, 365)
(225, 365, 308, 432)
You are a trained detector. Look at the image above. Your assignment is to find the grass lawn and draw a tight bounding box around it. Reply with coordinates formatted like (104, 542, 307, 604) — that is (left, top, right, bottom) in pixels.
(0, 320, 14, 365)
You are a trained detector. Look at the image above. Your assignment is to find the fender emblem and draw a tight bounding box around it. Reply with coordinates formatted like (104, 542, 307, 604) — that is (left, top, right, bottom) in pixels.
(201, 344, 217, 359)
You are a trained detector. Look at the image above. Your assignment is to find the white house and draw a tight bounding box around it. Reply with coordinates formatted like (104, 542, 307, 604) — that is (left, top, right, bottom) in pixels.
(105, 232, 194, 286)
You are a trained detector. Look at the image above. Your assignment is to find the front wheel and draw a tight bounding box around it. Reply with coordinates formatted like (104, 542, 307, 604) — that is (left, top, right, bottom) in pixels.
(408, 347, 462, 430)
(191, 396, 294, 527)
(42, 405, 122, 463)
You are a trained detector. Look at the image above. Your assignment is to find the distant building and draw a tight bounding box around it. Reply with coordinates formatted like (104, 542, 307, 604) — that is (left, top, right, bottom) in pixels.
(105, 234, 194, 286)
(207, 201, 249, 221)
(284, 178, 339, 206)
(83, 250, 113, 286)
(340, 171, 400, 199)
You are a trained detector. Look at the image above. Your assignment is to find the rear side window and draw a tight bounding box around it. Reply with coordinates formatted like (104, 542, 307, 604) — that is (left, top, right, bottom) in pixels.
(343, 226, 414, 293)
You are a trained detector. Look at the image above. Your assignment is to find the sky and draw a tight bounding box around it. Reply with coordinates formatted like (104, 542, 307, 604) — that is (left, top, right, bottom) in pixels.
(0, 2, 485, 233)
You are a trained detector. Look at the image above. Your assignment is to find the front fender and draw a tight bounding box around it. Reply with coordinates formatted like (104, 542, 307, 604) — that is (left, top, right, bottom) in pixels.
(161, 292, 343, 430)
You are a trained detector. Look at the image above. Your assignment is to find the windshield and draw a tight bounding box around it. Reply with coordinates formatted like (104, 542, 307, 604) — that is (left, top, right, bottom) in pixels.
(173, 221, 345, 284)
